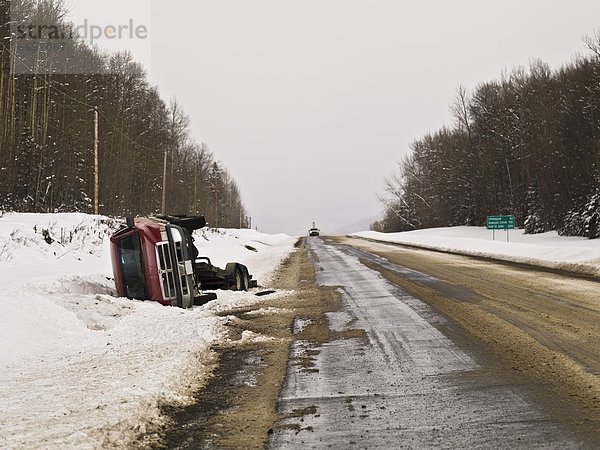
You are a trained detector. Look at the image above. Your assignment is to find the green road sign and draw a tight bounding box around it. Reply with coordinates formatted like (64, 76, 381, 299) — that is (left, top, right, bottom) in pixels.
(487, 215, 516, 230)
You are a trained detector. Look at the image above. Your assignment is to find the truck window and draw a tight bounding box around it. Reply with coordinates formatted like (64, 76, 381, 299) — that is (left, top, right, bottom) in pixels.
(118, 233, 147, 300)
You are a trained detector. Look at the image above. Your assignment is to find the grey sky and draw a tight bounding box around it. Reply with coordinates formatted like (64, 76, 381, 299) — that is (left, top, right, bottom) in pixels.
(69, 1, 600, 235)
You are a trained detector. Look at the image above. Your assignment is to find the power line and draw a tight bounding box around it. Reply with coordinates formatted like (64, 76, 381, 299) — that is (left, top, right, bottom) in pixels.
(97, 110, 164, 154)
(45, 122, 91, 143)
(2, 40, 246, 219)
(4, 42, 97, 110)
(44, 122, 141, 173)
(4, 42, 165, 155)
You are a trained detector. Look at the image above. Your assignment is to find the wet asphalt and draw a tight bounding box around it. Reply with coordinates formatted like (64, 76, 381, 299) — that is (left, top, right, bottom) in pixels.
(268, 238, 591, 449)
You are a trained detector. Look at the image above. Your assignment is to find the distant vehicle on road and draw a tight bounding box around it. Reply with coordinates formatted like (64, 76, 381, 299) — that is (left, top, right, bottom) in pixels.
(309, 228, 320, 237)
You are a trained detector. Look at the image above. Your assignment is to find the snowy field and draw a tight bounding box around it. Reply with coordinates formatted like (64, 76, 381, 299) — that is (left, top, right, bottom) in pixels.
(0, 213, 295, 449)
(353, 227, 600, 277)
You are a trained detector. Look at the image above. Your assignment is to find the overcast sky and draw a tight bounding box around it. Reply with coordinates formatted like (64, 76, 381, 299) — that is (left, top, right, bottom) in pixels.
(69, 0, 600, 234)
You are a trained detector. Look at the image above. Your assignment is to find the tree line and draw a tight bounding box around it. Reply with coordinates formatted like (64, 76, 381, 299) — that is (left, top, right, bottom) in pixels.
(373, 33, 600, 239)
(0, 0, 249, 228)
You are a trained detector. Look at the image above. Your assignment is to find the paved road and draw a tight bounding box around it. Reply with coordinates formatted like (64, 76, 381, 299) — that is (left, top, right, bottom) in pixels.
(269, 237, 599, 448)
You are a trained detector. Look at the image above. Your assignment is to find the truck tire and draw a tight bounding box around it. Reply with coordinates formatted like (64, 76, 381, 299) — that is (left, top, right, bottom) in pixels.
(231, 266, 251, 292)
(232, 267, 243, 291)
(241, 268, 250, 291)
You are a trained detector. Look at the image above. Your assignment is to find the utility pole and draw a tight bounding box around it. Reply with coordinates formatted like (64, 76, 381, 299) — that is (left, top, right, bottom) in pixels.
(194, 159, 198, 214)
(214, 189, 219, 228)
(94, 107, 99, 215)
(161, 149, 167, 214)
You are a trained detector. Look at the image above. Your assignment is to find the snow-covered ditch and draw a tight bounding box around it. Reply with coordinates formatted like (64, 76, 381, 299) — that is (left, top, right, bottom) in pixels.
(0, 213, 296, 449)
(353, 227, 600, 277)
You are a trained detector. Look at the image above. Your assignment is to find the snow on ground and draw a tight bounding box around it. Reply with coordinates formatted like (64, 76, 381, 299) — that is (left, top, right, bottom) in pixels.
(194, 227, 295, 285)
(353, 227, 600, 277)
(0, 213, 296, 449)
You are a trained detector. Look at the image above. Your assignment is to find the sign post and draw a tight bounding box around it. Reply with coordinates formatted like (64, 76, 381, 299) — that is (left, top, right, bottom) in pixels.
(487, 215, 516, 242)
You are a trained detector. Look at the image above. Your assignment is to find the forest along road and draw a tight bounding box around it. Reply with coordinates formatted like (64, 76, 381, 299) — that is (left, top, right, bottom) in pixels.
(269, 236, 600, 448)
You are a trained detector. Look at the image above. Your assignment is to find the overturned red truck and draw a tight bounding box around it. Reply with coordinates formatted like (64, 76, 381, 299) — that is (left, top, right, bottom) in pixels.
(110, 215, 257, 308)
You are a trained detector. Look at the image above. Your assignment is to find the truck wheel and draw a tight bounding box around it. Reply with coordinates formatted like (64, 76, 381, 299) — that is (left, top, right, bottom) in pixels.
(232, 267, 243, 291)
(241, 269, 250, 291)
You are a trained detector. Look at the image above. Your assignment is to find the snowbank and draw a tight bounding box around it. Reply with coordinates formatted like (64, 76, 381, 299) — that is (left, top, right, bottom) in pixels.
(353, 227, 600, 277)
(0, 212, 117, 288)
(194, 228, 295, 285)
(0, 213, 295, 449)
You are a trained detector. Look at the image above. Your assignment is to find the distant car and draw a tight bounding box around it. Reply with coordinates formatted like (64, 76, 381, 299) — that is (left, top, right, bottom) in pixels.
(309, 228, 320, 237)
